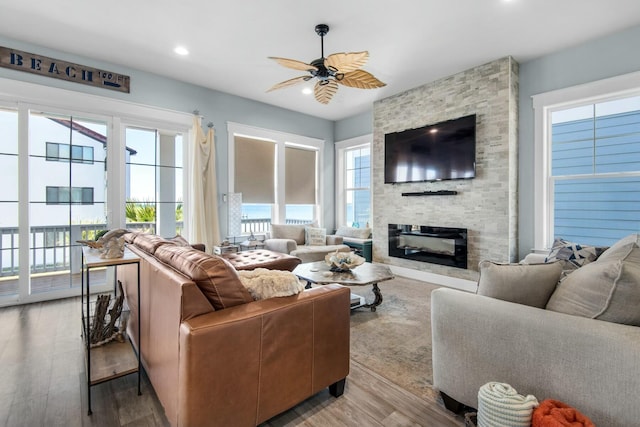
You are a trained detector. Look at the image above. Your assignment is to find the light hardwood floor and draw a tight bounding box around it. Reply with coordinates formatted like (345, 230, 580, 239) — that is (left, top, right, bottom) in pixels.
(0, 297, 464, 427)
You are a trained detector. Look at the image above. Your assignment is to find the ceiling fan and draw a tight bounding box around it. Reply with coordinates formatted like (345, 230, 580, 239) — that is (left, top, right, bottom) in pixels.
(267, 24, 386, 104)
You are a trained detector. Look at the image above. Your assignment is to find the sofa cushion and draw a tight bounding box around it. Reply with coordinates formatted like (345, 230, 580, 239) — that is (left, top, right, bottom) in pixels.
(237, 268, 304, 300)
(271, 223, 317, 245)
(168, 234, 190, 246)
(305, 227, 327, 246)
(544, 238, 605, 270)
(133, 233, 174, 254)
(155, 245, 253, 310)
(546, 246, 640, 326)
(477, 260, 563, 308)
(335, 226, 371, 239)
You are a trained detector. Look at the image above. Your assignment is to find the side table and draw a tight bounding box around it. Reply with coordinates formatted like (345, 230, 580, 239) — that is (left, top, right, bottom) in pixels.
(239, 239, 266, 251)
(81, 246, 141, 415)
(213, 244, 240, 255)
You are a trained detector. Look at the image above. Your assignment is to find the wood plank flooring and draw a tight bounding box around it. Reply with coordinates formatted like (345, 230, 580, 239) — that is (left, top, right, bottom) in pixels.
(0, 297, 464, 427)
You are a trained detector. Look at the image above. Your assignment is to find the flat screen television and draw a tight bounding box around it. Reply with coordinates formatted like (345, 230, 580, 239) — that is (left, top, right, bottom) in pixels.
(384, 114, 476, 184)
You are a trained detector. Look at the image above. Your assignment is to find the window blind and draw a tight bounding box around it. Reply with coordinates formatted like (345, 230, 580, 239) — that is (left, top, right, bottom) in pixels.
(285, 146, 316, 204)
(234, 136, 275, 203)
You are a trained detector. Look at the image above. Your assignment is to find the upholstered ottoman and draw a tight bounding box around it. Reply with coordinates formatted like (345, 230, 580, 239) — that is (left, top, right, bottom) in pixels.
(221, 249, 302, 272)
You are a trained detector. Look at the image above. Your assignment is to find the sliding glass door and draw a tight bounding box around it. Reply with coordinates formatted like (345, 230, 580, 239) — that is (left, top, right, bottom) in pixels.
(0, 107, 19, 298)
(28, 111, 109, 295)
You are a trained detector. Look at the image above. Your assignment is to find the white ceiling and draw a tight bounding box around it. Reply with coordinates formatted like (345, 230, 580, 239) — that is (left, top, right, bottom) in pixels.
(2, 0, 640, 121)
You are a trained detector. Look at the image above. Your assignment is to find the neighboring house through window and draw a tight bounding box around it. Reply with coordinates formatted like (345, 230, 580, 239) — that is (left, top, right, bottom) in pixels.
(46, 186, 94, 204)
(533, 71, 640, 249)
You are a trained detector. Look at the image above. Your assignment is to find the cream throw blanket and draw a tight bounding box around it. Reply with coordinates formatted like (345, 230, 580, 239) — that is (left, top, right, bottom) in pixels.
(237, 268, 305, 300)
(477, 382, 539, 427)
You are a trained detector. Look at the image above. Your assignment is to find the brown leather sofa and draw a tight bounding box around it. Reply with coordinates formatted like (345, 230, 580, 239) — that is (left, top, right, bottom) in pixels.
(117, 233, 350, 427)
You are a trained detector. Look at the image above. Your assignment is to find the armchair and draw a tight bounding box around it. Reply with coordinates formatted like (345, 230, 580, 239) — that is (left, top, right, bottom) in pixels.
(264, 223, 350, 263)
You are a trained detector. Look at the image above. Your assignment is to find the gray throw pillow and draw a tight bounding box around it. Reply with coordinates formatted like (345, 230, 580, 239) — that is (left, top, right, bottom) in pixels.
(477, 260, 563, 308)
(546, 244, 640, 326)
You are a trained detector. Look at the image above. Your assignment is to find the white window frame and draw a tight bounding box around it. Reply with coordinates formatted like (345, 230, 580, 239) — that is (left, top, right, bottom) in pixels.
(532, 70, 640, 251)
(335, 134, 372, 228)
(227, 122, 324, 226)
(0, 78, 192, 306)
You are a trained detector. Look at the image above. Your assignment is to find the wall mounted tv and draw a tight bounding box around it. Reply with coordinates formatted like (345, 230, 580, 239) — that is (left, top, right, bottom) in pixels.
(384, 114, 476, 184)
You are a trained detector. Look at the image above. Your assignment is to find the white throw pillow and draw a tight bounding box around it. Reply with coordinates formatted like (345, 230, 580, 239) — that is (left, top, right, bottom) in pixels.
(305, 227, 327, 246)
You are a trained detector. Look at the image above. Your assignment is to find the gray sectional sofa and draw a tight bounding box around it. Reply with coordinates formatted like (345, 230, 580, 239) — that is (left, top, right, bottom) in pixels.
(431, 234, 640, 427)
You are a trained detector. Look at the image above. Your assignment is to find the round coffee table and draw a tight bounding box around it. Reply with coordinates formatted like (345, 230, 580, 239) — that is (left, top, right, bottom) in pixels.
(293, 261, 394, 311)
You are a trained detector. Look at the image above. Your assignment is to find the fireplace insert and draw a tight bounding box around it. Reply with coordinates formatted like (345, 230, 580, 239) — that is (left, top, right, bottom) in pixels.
(388, 224, 467, 269)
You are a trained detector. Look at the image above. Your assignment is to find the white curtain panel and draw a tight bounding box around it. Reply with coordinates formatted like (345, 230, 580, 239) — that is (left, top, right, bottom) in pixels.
(189, 116, 221, 251)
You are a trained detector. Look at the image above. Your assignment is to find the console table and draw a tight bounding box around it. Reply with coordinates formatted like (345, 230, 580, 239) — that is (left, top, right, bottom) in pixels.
(81, 246, 141, 415)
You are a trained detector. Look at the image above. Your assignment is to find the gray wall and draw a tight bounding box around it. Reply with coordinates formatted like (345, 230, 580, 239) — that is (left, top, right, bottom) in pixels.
(518, 23, 640, 258)
(0, 35, 336, 238)
(334, 110, 373, 141)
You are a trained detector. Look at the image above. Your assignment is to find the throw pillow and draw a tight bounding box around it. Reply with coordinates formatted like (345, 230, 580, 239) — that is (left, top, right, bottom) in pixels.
(545, 238, 605, 269)
(477, 260, 563, 308)
(305, 227, 327, 246)
(237, 268, 304, 300)
(546, 252, 640, 326)
(596, 233, 639, 264)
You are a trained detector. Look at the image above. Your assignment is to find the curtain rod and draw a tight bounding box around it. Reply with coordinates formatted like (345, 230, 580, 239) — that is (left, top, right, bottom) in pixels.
(193, 109, 214, 128)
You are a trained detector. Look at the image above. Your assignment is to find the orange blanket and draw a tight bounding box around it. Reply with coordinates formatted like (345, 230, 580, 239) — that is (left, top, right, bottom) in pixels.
(532, 399, 595, 427)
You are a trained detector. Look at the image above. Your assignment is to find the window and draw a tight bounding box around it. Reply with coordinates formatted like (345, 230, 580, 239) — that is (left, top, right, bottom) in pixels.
(46, 186, 94, 204)
(533, 72, 640, 249)
(0, 77, 191, 306)
(46, 142, 94, 164)
(228, 122, 323, 234)
(125, 128, 184, 236)
(335, 135, 371, 228)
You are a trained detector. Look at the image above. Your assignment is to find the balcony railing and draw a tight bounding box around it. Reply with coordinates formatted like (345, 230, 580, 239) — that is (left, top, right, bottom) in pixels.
(0, 222, 182, 277)
(240, 218, 313, 236)
(0, 219, 314, 277)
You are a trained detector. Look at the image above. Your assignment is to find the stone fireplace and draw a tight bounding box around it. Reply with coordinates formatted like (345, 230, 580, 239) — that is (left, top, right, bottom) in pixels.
(372, 57, 519, 282)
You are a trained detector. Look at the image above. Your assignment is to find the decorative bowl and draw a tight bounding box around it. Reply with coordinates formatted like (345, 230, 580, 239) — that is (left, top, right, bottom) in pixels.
(324, 251, 365, 272)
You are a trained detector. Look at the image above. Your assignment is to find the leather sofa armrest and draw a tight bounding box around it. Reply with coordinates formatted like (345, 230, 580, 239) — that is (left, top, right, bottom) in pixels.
(178, 284, 351, 426)
(326, 235, 343, 245)
(264, 238, 298, 254)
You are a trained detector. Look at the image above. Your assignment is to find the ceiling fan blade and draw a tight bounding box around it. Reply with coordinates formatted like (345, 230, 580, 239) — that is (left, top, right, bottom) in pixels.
(325, 51, 369, 73)
(337, 70, 386, 89)
(268, 57, 318, 72)
(267, 75, 311, 92)
(314, 80, 339, 104)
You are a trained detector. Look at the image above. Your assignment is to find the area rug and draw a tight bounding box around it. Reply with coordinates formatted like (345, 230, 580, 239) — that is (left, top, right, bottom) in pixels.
(349, 276, 441, 401)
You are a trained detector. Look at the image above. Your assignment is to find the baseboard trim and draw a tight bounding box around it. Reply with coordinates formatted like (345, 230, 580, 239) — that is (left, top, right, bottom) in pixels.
(388, 265, 477, 293)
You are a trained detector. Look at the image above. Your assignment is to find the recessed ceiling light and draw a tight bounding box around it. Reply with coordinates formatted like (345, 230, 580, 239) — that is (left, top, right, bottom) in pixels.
(174, 46, 189, 56)
(302, 87, 313, 95)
